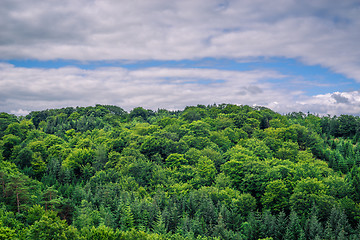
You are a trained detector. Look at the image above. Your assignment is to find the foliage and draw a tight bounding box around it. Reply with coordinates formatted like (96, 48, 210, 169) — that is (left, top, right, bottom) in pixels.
(1, 104, 360, 239)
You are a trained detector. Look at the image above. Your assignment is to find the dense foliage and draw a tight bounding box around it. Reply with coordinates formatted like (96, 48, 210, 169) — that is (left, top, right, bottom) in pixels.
(1, 104, 360, 239)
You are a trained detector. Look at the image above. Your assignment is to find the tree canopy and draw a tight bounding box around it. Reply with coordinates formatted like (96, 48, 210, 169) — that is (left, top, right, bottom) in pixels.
(1, 104, 360, 239)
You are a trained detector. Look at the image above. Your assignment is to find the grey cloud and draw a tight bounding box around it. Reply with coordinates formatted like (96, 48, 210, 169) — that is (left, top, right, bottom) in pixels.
(2, 64, 360, 116)
(331, 93, 349, 104)
(237, 86, 263, 96)
(237, 91, 247, 96)
(0, 0, 359, 82)
(0, 1, 88, 46)
(2, 0, 360, 116)
(246, 86, 263, 95)
(0, 64, 288, 114)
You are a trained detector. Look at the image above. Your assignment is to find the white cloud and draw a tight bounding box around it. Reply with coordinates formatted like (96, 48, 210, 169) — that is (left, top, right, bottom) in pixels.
(0, 63, 289, 114)
(0, 0, 359, 82)
(294, 91, 360, 115)
(1, 0, 360, 115)
(1, 63, 360, 116)
(10, 109, 30, 116)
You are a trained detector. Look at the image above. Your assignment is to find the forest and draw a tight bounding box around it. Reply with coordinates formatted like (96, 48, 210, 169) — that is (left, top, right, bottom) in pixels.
(1, 104, 360, 239)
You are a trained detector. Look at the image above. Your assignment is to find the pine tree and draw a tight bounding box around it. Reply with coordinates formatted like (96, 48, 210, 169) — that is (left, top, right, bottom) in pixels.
(122, 204, 134, 230)
(326, 207, 352, 239)
(323, 216, 335, 240)
(213, 212, 226, 239)
(284, 211, 303, 240)
(347, 166, 360, 201)
(304, 205, 323, 240)
(275, 211, 288, 240)
(260, 210, 276, 239)
(41, 186, 59, 211)
(153, 210, 166, 235)
(244, 212, 260, 240)
(99, 205, 115, 228)
(7, 174, 32, 213)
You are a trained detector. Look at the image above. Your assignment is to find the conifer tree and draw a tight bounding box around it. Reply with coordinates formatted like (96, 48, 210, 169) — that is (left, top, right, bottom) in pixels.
(284, 211, 304, 240)
(153, 210, 166, 235)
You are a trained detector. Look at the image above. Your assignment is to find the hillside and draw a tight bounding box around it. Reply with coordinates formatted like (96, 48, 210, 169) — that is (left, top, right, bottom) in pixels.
(1, 104, 360, 239)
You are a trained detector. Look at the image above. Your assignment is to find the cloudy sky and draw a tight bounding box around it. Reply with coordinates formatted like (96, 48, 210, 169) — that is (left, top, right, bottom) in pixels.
(1, 0, 360, 115)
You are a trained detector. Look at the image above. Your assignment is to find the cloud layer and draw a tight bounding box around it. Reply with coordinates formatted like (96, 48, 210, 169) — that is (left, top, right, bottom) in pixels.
(1, 0, 360, 81)
(0, 63, 285, 114)
(1, 63, 360, 116)
(1, 0, 360, 115)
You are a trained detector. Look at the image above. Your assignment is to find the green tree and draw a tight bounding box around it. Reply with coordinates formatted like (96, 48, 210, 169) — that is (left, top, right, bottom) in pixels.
(165, 153, 187, 168)
(62, 148, 94, 176)
(1, 134, 21, 160)
(27, 210, 80, 240)
(189, 121, 211, 137)
(15, 147, 33, 168)
(5, 120, 33, 140)
(339, 197, 360, 228)
(242, 212, 260, 240)
(0, 225, 16, 240)
(0, 112, 18, 138)
(129, 107, 150, 121)
(81, 225, 120, 240)
(284, 211, 305, 240)
(73, 200, 101, 230)
(181, 107, 207, 122)
(275, 211, 287, 240)
(304, 206, 323, 240)
(347, 166, 360, 202)
(222, 154, 268, 198)
(140, 135, 172, 159)
(209, 131, 232, 152)
(42, 186, 60, 211)
(231, 193, 256, 218)
(27, 204, 45, 225)
(242, 138, 272, 160)
(117, 202, 135, 231)
(261, 179, 290, 213)
(28, 140, 47, 160)
(93, 144, 108, 171)
(325, 207, 352, 239)
(31, 152, 46, 178)
(153, 210, 166, 235)
(290, 178, 336, 220)
(259, 210, 276, 239)
(7, 173, 35, 213)
(192, 156, 216, 188)
(275, 141, 299, 161)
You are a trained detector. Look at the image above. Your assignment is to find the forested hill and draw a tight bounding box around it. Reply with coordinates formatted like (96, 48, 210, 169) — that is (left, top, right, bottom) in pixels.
(1, 104, 360, 240)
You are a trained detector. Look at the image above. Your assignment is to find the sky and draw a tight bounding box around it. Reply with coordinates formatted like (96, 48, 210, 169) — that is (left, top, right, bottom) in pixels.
(1, 0, 360, 116)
